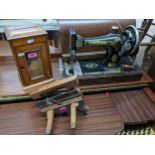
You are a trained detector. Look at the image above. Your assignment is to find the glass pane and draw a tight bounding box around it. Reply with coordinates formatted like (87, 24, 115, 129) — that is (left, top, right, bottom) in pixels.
(26, 48, 45, 80)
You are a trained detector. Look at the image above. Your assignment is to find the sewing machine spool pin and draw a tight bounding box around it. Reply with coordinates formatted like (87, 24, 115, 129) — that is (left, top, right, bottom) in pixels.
(111, 26, 119, 34)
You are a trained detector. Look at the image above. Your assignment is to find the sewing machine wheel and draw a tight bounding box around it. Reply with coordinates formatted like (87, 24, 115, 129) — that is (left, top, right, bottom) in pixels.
(120, 25, 140, 56)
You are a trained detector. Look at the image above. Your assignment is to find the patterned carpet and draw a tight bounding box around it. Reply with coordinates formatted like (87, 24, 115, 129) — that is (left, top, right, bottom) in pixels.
(117, 123, 155, 135)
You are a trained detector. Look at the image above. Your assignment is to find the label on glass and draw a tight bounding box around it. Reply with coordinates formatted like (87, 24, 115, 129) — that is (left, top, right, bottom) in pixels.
(27, 51, 38, 59)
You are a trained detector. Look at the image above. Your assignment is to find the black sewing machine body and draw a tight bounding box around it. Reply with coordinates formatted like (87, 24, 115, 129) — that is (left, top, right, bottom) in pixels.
(61, 25, 142, 85)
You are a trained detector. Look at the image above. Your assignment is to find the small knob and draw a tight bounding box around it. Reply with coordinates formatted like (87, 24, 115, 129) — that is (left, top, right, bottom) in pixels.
(111, 26, 119, 34)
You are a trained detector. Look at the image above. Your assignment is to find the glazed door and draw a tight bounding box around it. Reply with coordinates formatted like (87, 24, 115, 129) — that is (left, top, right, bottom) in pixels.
(15, 42, 52, 86)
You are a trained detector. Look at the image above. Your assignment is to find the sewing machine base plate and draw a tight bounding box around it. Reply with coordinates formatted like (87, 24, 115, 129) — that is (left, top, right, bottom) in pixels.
(62, 58, 143, 86)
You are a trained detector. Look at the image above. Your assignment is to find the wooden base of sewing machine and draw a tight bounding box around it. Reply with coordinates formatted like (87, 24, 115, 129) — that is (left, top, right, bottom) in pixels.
(61, 58, 143, 86)
(77, 69, 142, 86)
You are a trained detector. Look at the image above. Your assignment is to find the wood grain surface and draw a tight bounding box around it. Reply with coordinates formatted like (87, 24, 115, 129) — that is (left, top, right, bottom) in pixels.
(144, 87, 155, 103)
(0, 41, 12, 58)
(0, 58, 153, 97)
(111, 89, 155, 124)
(0, 93, 124, 135)
(0, 59, 24, 96)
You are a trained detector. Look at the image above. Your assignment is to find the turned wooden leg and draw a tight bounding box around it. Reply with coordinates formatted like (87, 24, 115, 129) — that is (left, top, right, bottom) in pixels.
(46, 110, 54, 135)
(70, 103, 78, 129)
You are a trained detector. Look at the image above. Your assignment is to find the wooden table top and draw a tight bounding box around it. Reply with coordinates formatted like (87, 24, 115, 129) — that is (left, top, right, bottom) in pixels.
(111, 89, 155, 124)
(1, 89, 155, 134)
(0, 57, 155, 133)
(0, 93, 124, 135)
(0, 41, 12, 57)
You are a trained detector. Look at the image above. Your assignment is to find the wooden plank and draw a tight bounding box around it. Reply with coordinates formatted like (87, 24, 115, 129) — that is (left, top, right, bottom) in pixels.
(80, 73, 153, 90)
(111, 89, 155, 124)
(26, 75, 78, 99)
(23, 78, 54, 94)
(141, 42, 155, 46)
(0, 93, 124, 135)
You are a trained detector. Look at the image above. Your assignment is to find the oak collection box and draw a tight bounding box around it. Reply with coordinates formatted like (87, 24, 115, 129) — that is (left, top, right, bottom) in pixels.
(5, 25, 52, 86)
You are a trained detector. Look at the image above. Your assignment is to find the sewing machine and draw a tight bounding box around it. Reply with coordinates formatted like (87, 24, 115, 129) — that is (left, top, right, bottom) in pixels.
(61, 24, 142, 85)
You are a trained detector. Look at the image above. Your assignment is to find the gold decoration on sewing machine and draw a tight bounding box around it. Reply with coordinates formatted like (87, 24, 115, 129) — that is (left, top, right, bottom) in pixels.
(61, 23, 143, 85)
(111, 55, 119, 63)
(85, 63, 99, 70)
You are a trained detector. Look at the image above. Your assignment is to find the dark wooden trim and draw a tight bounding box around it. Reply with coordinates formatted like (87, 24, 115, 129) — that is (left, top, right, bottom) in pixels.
(143, 87, 155, 103)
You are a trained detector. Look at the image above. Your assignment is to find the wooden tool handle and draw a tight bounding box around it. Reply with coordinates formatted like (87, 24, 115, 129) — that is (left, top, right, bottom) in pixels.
(46, 110, 54, 135)
(70, 103, 78, 129)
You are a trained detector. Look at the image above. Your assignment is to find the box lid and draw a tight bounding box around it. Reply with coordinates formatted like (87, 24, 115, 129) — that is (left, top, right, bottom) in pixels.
(4, 25, 47, 40)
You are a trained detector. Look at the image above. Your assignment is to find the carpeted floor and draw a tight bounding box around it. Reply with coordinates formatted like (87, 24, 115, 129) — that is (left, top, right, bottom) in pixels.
(117, 123, 155, 135)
